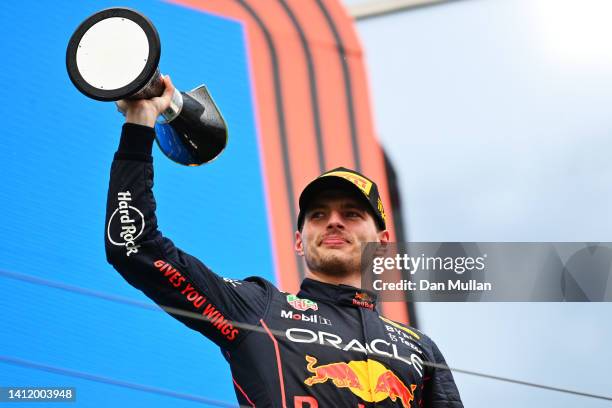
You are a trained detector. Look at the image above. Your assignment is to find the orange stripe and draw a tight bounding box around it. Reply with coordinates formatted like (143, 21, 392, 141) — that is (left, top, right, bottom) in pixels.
(260, 319, 286, 408)
(247, 1, 321, 287)
(318, 0, 410, 325)
(167, 0, 301, 292)
(300, 0, 356, 169)
(290, 0, 355, 171)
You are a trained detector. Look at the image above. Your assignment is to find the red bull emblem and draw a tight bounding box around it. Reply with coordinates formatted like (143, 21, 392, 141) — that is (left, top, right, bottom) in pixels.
(303, 355, 417, 407)
(304, 355, 363, 389)
(374, 371, 417, 408)
(287, 294, 318, 311)
(352, 292, 374, 310)
(354, 292, 373, 302)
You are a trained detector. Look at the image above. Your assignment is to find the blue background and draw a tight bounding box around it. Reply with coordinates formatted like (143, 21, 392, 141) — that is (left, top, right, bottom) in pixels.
(0, 1, 274, 406)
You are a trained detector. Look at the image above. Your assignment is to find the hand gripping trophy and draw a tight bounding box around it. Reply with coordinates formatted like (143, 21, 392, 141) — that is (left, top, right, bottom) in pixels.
(66, 7, 227, 166)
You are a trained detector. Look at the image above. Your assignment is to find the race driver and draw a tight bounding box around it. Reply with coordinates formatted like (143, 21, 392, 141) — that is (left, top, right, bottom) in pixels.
(106, 75, 463, 407)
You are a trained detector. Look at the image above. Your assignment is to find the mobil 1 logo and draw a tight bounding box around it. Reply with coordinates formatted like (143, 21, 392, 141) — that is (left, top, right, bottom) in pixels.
(107, 191, 144, 256)
(281, 310, 331, 326)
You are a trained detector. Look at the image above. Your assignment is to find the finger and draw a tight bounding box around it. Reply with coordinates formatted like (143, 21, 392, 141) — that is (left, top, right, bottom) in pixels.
(115, 100, 128, 115)
(162, 74, 175, 98)
(154, 75, 175, 111)
(160, 75, 174, 105)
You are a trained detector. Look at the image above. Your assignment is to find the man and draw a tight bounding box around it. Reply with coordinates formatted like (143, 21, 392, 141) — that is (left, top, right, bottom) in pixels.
(106, 75, 463, 407)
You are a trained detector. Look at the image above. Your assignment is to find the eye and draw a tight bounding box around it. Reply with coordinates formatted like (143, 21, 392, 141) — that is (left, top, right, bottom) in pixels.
(309, 211, 325, 219)
(346, 211, 362, 218)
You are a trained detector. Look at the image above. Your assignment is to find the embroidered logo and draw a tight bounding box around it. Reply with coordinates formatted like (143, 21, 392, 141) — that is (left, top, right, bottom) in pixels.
(286, 294, 318, 311)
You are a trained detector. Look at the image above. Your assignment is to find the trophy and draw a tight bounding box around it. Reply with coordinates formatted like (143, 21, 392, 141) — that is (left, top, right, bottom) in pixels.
(66, 7, 227, 166)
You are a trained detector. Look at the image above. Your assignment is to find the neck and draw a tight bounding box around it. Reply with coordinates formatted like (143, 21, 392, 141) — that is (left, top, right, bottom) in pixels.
(305, 270, 362, 289)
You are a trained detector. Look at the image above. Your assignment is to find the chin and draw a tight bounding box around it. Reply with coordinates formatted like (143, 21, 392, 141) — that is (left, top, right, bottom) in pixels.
(308, 254, 359, 277)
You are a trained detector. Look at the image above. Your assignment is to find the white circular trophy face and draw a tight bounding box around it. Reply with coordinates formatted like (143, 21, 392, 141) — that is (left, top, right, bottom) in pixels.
(66, 8, 161, 101)
(76, 17, 149, 91)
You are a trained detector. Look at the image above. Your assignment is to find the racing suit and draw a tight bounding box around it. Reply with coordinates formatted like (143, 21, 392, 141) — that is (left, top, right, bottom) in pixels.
(105, 123, 464, 407)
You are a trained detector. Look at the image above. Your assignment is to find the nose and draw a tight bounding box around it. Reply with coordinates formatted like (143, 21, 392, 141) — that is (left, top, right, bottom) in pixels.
(326, 210, 345, 230)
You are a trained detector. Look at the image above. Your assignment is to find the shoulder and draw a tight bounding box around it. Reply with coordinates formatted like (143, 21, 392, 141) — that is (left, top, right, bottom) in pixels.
(242, 275, 279, 293)
(235, 275, 283, 305)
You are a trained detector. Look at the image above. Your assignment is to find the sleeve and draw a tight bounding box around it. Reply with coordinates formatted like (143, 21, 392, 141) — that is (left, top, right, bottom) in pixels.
(422, 339, 464, 408)
(105, 123, 268, 349)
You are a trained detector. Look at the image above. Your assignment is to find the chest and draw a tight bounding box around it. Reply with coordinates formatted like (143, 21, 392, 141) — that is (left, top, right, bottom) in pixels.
(264, 295, 429, 391)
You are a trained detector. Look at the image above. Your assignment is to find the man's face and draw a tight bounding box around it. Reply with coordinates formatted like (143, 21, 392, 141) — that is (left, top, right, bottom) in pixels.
(295, 189, 389, 277)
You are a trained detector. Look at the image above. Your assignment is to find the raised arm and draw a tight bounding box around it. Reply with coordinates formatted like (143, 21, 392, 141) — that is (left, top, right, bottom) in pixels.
(105, 76, 268, 349)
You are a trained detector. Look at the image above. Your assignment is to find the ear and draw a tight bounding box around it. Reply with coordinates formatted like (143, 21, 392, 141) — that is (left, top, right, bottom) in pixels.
(378, 229, 390, 243)
(294, 230, 304, 256)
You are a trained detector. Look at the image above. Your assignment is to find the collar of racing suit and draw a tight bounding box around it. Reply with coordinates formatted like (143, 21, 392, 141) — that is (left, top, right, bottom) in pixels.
(297, 278, 378, 310)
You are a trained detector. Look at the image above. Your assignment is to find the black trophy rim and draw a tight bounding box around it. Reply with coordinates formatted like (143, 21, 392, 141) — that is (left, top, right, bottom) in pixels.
(66, 7, 161, 102)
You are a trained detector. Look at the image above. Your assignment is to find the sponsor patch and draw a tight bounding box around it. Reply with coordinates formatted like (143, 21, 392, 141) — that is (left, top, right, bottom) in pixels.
(107, 191, 144, 256)
(302, 354, 417, 406)
(281, 310, 331, 325)
(286, 328, 424, 377)
(223, 277, 242, 287)
(379, 316, 420, 340)
(377, 197, 386, 221)
(354, 292, 373, 302)
(153, 260, 239, 341)
(287, 294, 318, 311)
(323, 171, 373, 196)
(352, 292, 375, 310)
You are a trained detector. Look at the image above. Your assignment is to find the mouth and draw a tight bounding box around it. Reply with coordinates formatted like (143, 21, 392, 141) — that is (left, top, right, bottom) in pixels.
(319, 235, 350, 247)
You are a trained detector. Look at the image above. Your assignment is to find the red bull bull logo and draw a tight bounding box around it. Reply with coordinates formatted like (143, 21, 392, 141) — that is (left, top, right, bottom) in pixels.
(303, 355, 417, 406)
(304, 355, 363, 389)
(354, 292, 373, 302)
(374, 371, 417, 408)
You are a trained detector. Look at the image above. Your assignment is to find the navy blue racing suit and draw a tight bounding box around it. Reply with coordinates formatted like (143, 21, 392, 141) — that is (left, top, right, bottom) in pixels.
(105, 123, 464, 407)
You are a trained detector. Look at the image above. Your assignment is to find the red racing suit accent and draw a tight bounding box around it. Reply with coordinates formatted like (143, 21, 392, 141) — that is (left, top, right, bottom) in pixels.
(105, 123, 464, 407)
